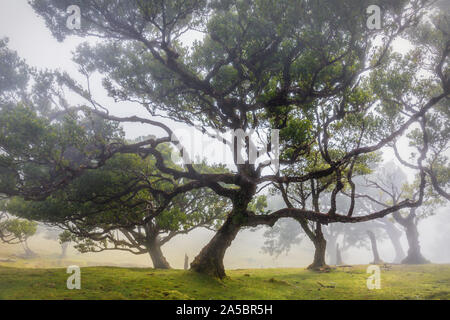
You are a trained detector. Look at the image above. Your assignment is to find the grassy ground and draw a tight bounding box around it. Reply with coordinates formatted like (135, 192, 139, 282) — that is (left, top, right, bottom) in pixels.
(0, 262, 449, 300)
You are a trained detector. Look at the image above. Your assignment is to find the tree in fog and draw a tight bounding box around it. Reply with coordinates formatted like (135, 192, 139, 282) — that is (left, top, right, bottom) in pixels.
(0, 1, 448, 278)
(343, 176, 406, 263)
(360, 164, 446, 264)
(6, 147, 233, 269)
(0, 211, 37, 258)
(262, 199, 391, 267)
(266, 148, 380, 270)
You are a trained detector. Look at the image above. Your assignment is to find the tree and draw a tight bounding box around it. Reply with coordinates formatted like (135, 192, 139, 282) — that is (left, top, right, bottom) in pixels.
(262, 193, 391, 268)
(361, 163, 446, 264)
(264, 145, 385, 270)
(0, 211, 38, 257)
(6, 148, 231, 269)
(38, 225, 72, 258)
(342, 175, 406, 263)
(0, 0, 448, 278)
(366, 230, 383, 264)
(372, 217, 405, 263)
(396, 3, 450, 202)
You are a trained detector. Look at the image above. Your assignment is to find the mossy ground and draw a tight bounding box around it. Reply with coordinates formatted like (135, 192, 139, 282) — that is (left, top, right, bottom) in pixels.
(0, 261, 448, 300)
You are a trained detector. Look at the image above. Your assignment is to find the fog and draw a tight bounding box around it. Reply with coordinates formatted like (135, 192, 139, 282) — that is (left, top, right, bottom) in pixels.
(0, 0, 448, 270)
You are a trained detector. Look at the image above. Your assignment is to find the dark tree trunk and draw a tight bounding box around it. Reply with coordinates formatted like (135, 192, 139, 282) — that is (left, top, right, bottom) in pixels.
(402, 219, 429, 264)
(146, 237, 171, 269)
(336, 243, 343, 265)
(393, 210, 429, 264)
(190, 214, 241, 278)
(307, 225, 328, 270)
(367, 230, 383, 264)
(191, 183, 256, 279)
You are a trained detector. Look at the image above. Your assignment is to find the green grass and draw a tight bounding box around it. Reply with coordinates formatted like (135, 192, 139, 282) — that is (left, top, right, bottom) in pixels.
(0, 264, 449, 300)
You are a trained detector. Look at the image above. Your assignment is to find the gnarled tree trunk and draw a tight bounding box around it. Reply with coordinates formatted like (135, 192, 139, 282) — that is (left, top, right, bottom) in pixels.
(393, 210, 429, 264)
(191, 184, 255, 279)
(402, 219, 429, 264)
(307, 227, 328, 270)
(300, 222, 329, 270)
(146, 236, 171, 269)
(367, 230, 383, 264)
(190, 213, 241, 278)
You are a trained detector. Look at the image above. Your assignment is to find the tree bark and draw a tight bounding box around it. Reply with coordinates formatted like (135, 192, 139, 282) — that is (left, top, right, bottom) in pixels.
(402, 219, 429, 264)
(146, 236, 171, 269)
(190, 213, 241, 278)
(367, 230, 383, 264)
(307, 225, 329, 270)
(393, 210, 429, 264)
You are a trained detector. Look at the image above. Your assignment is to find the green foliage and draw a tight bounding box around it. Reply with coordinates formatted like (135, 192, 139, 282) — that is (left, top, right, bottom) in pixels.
(6, 141, 230, 255)
(0, 217, 37, 242)
(0, 38, 29, 100)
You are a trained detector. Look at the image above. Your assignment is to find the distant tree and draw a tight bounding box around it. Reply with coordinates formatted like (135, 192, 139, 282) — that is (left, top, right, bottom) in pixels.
(0, 211, 37, 257)
(38, 225, 71, 258)
(184, 254, 189, 270)
(366, 230, 383, 264)
(263, 180, 390, 269)
(263, 176, 402, 267)
(373, 217, 405, 263)
(362, 164, 446, 264)
(342, 176, 406, 263)
(335, 243, 343, 265)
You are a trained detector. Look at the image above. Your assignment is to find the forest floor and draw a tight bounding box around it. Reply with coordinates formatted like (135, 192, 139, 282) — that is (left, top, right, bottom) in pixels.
(0, 259, 449, 299)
